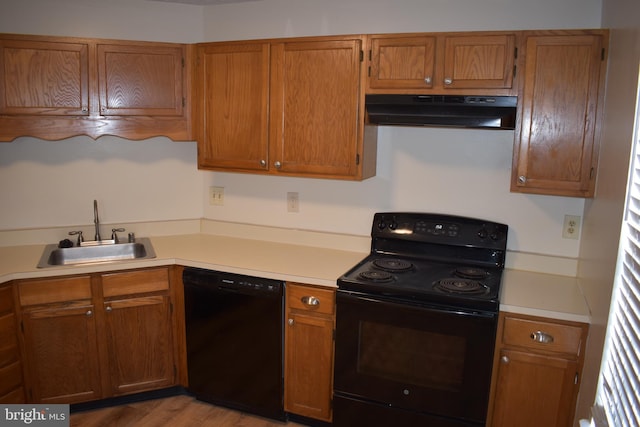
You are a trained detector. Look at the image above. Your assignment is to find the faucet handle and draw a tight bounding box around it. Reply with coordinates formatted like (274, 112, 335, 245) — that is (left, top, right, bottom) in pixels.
(111, 228, 125, 243)
(69, 230, 84, 246)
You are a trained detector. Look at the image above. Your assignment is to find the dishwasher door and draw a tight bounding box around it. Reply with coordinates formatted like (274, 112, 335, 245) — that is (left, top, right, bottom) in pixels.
(183, 267, 285, 421)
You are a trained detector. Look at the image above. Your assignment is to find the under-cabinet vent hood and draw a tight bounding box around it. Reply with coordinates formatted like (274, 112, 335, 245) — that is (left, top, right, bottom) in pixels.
(365, 95, 517, 130)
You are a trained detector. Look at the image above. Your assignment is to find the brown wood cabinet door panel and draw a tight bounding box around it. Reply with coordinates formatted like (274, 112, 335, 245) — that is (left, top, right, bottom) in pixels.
(513, 34, 605, 196)
(196, 42, 270, 171)
(285, 312, 334, 421)
(0, 362, 23, 397)
(491, 349, 578, 427)
(0, 39, 89, 115)
(369, 36, 436, 90)
(442, 35, 515, 89)
(97, 44, 184, 116)
(104, 295, 174, 395)
(22, 303, 102, 403)
(0, 312, 19, 367)
(270, 40, 361, 177)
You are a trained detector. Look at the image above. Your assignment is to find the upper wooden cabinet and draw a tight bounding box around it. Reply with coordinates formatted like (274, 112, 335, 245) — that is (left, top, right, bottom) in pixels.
(0, 34, 192, 142)
(0, 39, 90, 116)
(194, 36, 377, 180)
(511, 30, 608, 197)
(195, 42, 270, 172)
(97, 44, 185, 117)
(366, 32, 517, 94)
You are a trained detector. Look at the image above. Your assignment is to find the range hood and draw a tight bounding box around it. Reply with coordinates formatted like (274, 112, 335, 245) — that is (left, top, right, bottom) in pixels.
(365, 94, 517, 130)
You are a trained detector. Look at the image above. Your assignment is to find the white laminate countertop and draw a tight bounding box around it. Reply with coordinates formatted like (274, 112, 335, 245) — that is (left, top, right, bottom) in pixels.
(0, 233, 591, 324)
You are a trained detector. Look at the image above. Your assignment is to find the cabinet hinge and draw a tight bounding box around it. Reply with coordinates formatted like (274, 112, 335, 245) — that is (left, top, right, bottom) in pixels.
(514, 47, 518, 59)
(359, 50, 364, 62)
(20, 321, 24, 332)
(182, 98, 186, 108)
(601, 48, 606, 61)
(590, 167, 595, 179)
(170, 301, 174, 314)
(356, 154, 360, 166)
(575, 372, 579, 385)
(513, 65, 516, 78)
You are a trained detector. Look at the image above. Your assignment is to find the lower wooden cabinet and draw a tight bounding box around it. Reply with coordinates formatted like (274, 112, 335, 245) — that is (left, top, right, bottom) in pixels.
(284, 283, 335, 422)
(0, 283, 25, 403)
(16, 267, 179, 404)
(488, 312, 588, 427)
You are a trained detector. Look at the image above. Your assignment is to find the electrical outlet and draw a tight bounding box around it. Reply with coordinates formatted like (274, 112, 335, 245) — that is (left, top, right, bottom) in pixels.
(562, 215, 581, 239)
(287, 192, 299, 213)
(209, 186, 224, 206)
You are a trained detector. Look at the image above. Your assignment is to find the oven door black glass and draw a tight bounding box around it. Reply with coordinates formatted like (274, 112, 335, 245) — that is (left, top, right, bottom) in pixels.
(334, 291, 497, 424)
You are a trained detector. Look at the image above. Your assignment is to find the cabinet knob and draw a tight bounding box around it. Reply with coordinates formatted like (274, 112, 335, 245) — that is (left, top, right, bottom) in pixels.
(86, 310, 92, 316)
(424, 76, 432, 85)
(444, 77, 453, 85)
(501, 355, 509, 364)
(105, 306, 112, 312)
(301, 296, 320, 307)
(274, 161, 282, 169)
(518, 175, 527, 184)
(288, 318, 294, 326)
(260, 159, 267, 167)
(531, 331, 554, 344)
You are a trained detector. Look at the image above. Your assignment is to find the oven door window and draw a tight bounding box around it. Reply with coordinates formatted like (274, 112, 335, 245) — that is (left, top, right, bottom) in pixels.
(334, 292, 497, 423)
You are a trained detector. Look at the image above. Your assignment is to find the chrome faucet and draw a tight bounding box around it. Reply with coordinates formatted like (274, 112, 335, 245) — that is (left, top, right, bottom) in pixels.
(93, 199, 101, 242)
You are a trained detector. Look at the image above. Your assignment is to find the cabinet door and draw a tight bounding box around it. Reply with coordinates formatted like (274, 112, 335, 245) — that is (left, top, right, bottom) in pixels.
(21, 302, 102, 404)
(270, 39, 362, 178)
(103, 295, 175, 396)
(0, 285, 24, 403)
(0, 39, 89, 115)
(285, 311, 334, 421)
(196, 42, 270, 171)
(512, 34, 606, 197)
(442, 34, 515, 89)
(368, 35, 436, 90)
(97, 43, 184, 116)
(491, 349, 578, 427)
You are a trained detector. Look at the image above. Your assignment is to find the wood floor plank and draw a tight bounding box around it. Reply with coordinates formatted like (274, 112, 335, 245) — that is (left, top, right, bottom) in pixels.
(70, 395, 305, 427)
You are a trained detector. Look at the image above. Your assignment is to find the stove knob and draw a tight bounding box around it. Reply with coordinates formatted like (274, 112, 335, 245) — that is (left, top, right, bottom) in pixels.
(477, 228, 488, 239)
(389, 219, 398, 230)
(378, 220, 386, 230)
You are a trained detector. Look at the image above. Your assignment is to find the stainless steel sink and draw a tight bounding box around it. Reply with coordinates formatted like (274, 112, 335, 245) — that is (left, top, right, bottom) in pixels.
(37, 237, 156, 268)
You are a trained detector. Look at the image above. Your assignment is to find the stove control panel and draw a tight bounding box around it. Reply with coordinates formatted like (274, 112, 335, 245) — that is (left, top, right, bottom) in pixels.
(372, 212, 508, 250)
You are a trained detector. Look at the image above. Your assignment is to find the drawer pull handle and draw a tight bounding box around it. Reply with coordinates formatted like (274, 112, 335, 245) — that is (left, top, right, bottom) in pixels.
(531, 331, 554, 344)
(301, 296, 320, 307)
(288, 318, 294, 326)
(501, 355, 509, 364)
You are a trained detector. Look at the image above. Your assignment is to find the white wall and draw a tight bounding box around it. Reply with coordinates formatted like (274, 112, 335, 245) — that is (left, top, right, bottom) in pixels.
(574, 0, 640, 421)
(0, 0, 602, 259)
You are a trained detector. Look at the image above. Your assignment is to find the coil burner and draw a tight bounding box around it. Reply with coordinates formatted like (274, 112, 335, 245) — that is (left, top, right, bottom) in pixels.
(434, 278, 488, 295)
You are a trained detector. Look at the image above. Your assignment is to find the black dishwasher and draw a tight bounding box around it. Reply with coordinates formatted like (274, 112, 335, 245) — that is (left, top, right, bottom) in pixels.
(182, 267, 285, 421)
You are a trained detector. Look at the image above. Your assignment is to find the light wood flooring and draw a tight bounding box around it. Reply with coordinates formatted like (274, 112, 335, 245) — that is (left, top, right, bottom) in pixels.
(70, 395, 307, 427)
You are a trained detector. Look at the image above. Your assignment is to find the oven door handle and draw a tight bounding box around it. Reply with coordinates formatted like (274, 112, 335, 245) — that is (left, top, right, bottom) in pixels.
(337, 290, 497, 319)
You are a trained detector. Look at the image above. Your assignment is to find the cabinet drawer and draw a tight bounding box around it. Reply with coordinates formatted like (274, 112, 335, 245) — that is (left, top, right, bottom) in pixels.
(18, 276, 92, 306)
(502, 316, 584, 355)
(287, 283, 335, 316)
(102, 268, 169, 297)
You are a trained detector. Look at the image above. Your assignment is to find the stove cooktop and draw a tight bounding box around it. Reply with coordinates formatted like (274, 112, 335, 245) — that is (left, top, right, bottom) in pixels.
(337, 212, 508, 312)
